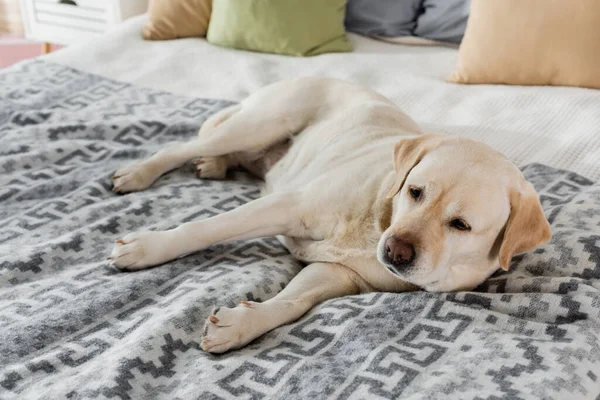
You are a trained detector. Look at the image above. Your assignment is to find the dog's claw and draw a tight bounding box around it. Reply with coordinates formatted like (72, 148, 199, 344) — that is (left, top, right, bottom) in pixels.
(240, 301, 255, 308)
(209, 315, 219, 324)
(116, 239, 125, 244)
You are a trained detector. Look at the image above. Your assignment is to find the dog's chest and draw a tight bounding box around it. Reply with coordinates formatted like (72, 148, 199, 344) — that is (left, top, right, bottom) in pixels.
(280, 234, 412, 293)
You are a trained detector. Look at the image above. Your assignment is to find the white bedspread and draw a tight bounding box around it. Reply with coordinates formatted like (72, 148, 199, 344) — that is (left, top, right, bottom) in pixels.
(46, 16, 600, 180)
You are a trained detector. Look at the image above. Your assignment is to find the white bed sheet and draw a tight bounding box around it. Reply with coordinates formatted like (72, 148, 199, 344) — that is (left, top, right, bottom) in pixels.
(45, 16, 600, 180)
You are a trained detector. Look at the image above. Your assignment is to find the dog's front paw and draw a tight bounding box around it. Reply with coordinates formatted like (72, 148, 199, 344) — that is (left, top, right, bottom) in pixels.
(112, 163, 157, 193)
(108, 231, 173, 271)
(202, 301, 265, 353)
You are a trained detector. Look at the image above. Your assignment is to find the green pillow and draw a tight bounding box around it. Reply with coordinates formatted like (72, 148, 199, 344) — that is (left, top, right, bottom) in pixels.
(206, 0, 352, 57)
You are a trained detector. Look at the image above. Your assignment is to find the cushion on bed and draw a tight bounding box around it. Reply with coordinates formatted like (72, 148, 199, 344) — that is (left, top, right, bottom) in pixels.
(414, 0, 470, 44)
(142, 0, 212, 40)
(449, 0, 600, 89)
(206, 0, 351, 57)
(345, 0, 469, 44)
(345, 0, 421, 38)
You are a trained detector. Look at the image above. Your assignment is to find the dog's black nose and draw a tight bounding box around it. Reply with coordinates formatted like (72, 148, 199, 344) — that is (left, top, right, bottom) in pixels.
(385, 235, 415, 266)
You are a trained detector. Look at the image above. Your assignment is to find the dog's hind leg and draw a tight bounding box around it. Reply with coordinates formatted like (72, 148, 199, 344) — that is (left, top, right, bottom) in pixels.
(112, 104, 240, 192)
(112, 95, 310, 193)
(191, 105, 242, 180)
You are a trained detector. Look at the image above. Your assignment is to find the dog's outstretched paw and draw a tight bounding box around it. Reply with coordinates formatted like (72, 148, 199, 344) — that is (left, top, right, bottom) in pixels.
(108, 231, 170, 271)
(193, 156, 228, 180)
(201, 301, 262, 353)
(112, 163, 156, 193)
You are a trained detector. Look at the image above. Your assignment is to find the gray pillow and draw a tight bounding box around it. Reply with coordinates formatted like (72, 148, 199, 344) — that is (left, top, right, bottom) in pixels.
(345, 0, 422, 37)
(414, 0, 470, 43)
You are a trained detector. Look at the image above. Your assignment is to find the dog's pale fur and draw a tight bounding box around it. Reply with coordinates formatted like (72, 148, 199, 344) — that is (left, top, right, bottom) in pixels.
(109, 78, 551, 353)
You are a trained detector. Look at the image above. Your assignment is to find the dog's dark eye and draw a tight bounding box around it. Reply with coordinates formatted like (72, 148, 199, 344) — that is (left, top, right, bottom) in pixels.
(450, 219, 471, 231)
(409, 186, 422, 200)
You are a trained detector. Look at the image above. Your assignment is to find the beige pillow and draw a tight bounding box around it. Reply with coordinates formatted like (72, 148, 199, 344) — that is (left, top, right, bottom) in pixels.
(449, 0, 600, 89)
(143, 0, 212, 40)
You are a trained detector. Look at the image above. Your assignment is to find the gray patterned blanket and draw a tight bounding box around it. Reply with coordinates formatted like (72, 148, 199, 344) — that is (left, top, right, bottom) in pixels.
(1, 60, 599, 400)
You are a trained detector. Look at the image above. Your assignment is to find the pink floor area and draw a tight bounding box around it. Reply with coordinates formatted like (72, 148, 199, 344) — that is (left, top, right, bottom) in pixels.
(0, 37, 63, 68)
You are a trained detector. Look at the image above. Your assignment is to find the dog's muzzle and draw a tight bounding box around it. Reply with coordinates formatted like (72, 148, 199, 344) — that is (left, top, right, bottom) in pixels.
(383, 235, 416, 272)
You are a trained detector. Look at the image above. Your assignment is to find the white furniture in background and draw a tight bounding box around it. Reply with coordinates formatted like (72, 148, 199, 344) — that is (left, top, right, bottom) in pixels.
(19, 0, 148, 52)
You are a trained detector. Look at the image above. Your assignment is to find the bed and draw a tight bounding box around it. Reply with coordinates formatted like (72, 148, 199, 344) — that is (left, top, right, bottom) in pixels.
(1, 16, 599, 399)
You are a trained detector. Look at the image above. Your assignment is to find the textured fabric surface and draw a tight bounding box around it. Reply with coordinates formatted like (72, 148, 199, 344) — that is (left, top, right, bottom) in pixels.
(143, 0, 212, 40)
(2, 61, 600, 399)
(207, 0, 351, 57)
(45, 16, 600, 181)
(449, 0, 600, 89)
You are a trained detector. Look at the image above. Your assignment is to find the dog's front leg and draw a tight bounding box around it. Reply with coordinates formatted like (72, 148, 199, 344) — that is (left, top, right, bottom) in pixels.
(109, 191, 300, 270)
(201, 262, 363, 353)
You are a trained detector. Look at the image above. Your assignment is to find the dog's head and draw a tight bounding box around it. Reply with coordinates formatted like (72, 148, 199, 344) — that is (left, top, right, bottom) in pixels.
(378, 134, 551, 292)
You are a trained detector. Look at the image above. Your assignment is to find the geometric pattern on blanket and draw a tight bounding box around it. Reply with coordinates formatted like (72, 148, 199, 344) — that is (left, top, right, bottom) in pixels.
(1, 61, 599, 400)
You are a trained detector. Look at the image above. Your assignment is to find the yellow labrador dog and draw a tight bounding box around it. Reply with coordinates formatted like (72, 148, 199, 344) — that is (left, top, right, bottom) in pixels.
(109, 78, 551, 353)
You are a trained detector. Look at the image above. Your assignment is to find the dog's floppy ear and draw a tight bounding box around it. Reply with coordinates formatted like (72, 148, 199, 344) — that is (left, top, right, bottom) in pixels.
(498, 180, 551, 271)
(386, 134, 443, 199)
